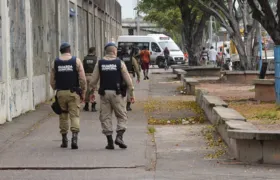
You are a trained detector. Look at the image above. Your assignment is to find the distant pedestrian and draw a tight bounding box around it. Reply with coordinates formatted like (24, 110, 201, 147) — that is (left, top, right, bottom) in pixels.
(50, 42, 87, 150)
(140, 46, 151, 80)
(83, 47, 98, 112)
(208, 46, 218, 66)
(200, 47, 209, 66)
(164, 47, 170, 70)
(90, 42, 135, 150)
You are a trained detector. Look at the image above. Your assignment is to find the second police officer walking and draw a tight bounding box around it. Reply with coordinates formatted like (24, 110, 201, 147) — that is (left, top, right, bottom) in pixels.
(90, 42, 135, 150)
(83, 47, 98, 112)
(118, 46, 140, 111)
(50, 42, 87, 150)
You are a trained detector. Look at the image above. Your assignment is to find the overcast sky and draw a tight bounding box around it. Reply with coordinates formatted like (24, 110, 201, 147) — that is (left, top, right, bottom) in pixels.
(118, 0, 137, 19)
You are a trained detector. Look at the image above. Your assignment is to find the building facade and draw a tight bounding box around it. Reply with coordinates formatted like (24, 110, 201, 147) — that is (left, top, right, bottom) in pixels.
(122, 18, 165, 36)
(0, 0, 122, 124)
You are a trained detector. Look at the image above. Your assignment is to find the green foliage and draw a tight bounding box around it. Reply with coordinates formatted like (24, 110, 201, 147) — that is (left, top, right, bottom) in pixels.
(148, 126, 156, 134)
(137, 0, 210, 64)
(137, 0, 183, 45)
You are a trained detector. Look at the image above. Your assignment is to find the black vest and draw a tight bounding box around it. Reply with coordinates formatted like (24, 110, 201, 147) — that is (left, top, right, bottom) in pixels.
(121, 54, 133, 73)
(55, 56, 79, 90)
(83, 55, 97, 73)
(98, 59, 122, 91)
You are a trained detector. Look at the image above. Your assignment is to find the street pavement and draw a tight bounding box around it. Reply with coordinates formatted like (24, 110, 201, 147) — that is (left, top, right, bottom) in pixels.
(149, 70, 280, 180)
(1, 69, 280, 179)
(0, 78, 154, 179)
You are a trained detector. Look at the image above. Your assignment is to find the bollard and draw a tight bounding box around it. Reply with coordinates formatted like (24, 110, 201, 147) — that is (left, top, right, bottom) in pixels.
(259, 62, 268, 79)
(275, 45, 280, 104)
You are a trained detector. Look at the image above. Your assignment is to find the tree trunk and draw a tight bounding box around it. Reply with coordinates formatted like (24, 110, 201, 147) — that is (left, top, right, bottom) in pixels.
(187, 43, 201, 66)
(231, 34, 248, 70)
(252, 24, 260, 58)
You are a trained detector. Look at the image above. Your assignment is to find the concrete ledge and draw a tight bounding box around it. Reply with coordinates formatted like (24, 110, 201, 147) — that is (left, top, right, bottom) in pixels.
(213, 107, 246, 122)
(221, 71, 275, 84)
(253, 79, 275, 85)
(183, 78, 199, 95)
(253, 79, 275, 102)
(228, 129, 280, 140)
(203, 95, 228, 108)
(185, 67, 220, 77)
(174, 69, 187, 80)
(196, 89, 208, 106)
(226, 120, 258, 130)
(201, 96, 228, 123)
(195, 91, 280, 164)
(172, 66, 220, 77)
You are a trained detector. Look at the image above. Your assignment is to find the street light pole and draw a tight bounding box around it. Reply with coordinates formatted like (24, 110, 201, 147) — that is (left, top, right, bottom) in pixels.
(136, 0, 140, 35)
(209, 16, 213, 48)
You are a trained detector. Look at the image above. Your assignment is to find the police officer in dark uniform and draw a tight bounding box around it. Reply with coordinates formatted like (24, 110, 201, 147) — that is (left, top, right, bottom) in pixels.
(90, 43, 135, 150)
(118, 46, 140, 111)
(50, 42, 87, 150)
(83, 47, 98, 112)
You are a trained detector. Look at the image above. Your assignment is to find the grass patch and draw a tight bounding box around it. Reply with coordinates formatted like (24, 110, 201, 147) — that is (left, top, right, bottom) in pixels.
(228, 101, 280, 125)
(148, 126, 156, 134)
(201, 125, 227, 159)
(255, 111, 278, 120)
(176, 85, 185, 92)
(144, 100, 206, 125)
(249, 88, 255, 92)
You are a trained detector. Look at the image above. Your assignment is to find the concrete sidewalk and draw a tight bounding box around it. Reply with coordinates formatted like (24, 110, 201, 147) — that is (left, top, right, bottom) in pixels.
(0, 80, 154, 179)
(149, 70, 280, 180)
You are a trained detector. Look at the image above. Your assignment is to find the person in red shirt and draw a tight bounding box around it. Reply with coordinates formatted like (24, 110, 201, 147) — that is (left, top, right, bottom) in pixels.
(140, 46, 151, 80)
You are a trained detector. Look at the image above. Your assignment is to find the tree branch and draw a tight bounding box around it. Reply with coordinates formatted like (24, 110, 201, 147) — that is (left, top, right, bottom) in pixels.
(229, 0, 233, 17)
(211, 0, 232, 21)
(195, 0, 234, 35)
(258, 0, 277, 23)
(233, 0, 240, 22)
(247, 0, 263, 23)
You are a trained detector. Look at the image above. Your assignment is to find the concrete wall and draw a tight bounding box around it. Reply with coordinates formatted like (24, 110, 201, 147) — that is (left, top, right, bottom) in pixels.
(0, 0, 122, 124)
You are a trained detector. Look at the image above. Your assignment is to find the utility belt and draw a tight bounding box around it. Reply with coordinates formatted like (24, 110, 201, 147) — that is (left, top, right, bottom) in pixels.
(98, 83, 127, 97)
(57, 87, 82, 98)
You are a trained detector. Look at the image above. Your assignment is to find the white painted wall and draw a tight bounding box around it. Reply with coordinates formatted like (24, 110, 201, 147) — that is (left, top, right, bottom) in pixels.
(33, 75, 48, 106)
(0, 0, 122, 124)
(0, 83, 7, 124)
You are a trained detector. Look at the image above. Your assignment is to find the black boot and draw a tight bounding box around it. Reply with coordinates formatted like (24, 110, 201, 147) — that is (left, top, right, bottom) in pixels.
(61, 134, 68, 148)
(71, 132, 78, 149)
(83, 103, 89, 111)
(126, 102, 132, 111)
(115, 130, 127, 149)
(92, 102, 97, 112)
(106, 135, 115, 150)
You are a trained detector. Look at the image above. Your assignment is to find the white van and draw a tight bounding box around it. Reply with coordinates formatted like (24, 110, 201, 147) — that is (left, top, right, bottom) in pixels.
(117, 34, 186, 68)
